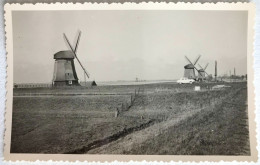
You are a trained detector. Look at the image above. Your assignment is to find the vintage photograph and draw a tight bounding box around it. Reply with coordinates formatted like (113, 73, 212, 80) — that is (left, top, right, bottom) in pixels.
(4, 3, 257, 162)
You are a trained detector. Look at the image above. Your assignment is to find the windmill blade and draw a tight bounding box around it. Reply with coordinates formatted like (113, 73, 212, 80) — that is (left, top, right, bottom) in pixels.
(204, 71, 209, 76)
(198, 64, 204, 70)
(74, 30, 81, 53)
(204, 63, 209, 71)
(193, 55, 201, 65)
(83, 66, 90, 77)
(63, 33, 90, 78)
(185, 56, 193, 65)
(194, 66, 203, 77)
(64, 33, 90, 78)
(73, 31, 90, 77)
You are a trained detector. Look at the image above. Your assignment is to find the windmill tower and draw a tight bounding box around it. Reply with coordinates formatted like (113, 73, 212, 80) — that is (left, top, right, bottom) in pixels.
(52, 31, 90, 87)
(184, 55, 201, 79)
(198, 63, 209, 80)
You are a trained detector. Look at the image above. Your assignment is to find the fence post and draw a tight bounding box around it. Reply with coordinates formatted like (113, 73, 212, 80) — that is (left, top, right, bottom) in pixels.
(115, 108, 119, 118)
(125, 102, 128, 111)
(121, 103, 124, 111)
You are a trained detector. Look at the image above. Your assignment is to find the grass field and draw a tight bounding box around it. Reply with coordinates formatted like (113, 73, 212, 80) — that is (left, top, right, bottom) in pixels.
(11, 82, 250, 155)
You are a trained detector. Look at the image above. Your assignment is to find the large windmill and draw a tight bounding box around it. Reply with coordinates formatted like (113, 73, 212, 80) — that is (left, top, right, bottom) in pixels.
(52, 31, 90, 86)
(198, 63, 209, 80)
(184, 55, 201, 80)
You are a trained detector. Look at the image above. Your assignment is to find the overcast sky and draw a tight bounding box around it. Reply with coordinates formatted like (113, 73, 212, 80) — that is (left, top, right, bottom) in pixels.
(13, 10, 247, 83)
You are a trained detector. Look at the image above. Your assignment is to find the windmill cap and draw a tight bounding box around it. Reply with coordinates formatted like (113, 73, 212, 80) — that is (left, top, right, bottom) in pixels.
(54, 50, 74, 59)
(184, 64, 194, 69)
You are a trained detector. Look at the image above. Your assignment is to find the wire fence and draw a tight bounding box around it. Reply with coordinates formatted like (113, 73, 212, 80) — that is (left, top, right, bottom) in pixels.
(115, 87, 145, 117)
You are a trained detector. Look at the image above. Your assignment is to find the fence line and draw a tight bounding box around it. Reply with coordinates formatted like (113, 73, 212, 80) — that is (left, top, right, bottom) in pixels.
(115, 87, 144, 117)
(13, 92, 132, 96)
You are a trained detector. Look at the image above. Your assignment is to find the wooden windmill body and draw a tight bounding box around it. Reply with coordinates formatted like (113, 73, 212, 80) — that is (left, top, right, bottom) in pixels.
(198, 63, 209, 80)
(184, 64, 196, 79)
(52, 31, 90, 87)
(53, 50, 79, 86)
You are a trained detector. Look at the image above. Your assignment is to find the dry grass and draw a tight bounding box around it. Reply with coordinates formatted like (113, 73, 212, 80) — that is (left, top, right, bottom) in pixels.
(11, 95, 150, 153)
(122, 87, 250, 155)
(11, 82, 249, 155)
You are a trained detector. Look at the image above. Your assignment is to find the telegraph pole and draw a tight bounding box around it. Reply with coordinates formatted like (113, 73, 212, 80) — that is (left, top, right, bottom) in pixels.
(215, 61, 217, 82)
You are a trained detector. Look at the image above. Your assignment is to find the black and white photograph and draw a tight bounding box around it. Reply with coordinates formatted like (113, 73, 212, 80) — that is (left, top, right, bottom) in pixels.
(4, 2, 257, 162)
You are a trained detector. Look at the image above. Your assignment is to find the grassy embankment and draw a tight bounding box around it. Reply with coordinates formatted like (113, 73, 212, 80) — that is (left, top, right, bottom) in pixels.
(93, 85, 249, 155)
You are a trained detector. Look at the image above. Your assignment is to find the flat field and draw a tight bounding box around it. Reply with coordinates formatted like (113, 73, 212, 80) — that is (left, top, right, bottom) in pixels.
(11, 82, 250, 155)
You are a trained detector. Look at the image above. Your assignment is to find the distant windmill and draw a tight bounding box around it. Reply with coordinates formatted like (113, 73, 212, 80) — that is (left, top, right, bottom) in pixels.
(184, 55, 202, 80)
(198, 63, 209, 80)
(52, 31, 90, 86)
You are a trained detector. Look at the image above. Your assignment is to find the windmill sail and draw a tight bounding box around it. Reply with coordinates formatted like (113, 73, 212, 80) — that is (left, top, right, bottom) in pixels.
(63, 33, 90, 78)
(74, 31, 81, 53)
(185, 56, 193, 65)
(198, 64, 203, 70)
(204, 63, 209, 70)
(193, 55, 201, 65)
(192, 55, 202, 76)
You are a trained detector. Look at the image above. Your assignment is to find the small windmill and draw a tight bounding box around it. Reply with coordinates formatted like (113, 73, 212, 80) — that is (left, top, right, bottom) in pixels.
(184, 55, 202, 80)
(52, 31, 91, 86)
(198, 63, 209, 80)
